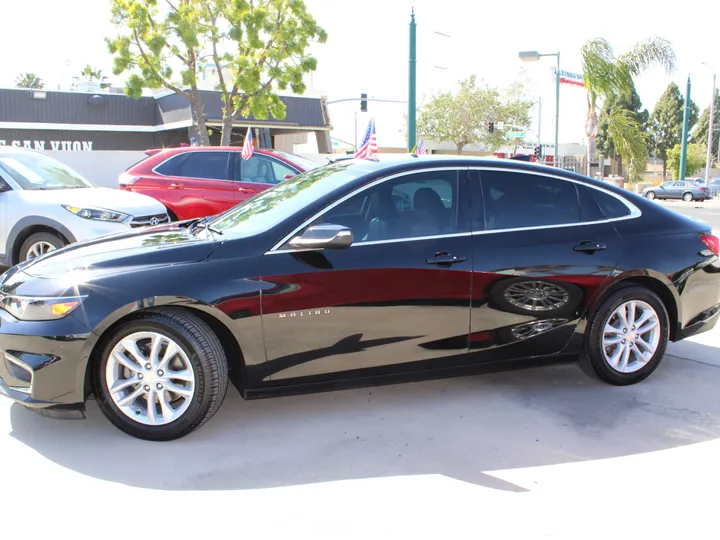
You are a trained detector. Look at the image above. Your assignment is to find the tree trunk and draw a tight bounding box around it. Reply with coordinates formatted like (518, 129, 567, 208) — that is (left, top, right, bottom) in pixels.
(190, 87, 211, 146)
(456, 143, 463, 155)
(662, 160, 667, 180)
(220, 109, 234, 147)
(585, 102, 598, 177)
(586, 137, 597, 177)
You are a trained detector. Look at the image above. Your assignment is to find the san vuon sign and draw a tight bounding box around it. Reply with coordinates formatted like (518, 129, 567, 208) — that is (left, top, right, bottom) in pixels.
(0, 140, 93, 151)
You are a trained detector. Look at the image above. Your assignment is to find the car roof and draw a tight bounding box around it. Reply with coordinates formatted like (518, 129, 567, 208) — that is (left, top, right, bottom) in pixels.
(0, 146, 45, 157)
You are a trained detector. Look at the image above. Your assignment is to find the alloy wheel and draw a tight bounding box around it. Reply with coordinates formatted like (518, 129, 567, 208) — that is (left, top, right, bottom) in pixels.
(26, 241, 56, 260)
(602, 300, 660, 373)
(105, 331, 196, 426)
(646, 191, 655, 200)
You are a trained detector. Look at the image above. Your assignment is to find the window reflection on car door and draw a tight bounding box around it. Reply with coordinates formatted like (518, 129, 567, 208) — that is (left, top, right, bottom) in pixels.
(259, 168, 474, 384)
(235, 154, 299, 202)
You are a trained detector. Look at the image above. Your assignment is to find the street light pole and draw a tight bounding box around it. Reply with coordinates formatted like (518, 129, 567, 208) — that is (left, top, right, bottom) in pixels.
(408, 9, 417, 152)
(519, 50, 560, 167)
(701, 62, 716, 182)
(679, 75, 692, 180)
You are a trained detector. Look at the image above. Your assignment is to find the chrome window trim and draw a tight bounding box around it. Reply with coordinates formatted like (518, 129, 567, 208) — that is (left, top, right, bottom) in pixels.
(151, 151, 302, 183)
(267, 166, 467, 253)
(267, 232, 473, 255)
(266, 165, 643, 255)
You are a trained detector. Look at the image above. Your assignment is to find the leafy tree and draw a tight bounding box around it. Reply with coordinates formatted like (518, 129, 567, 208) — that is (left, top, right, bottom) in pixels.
(107, 0, 326, 147)
(203, 0, 327, 146)
(416, 76, 532, 154)
(690, 89, 720, 162)
(73, 65, 112, 88)
(15, 73, 44, 89)
(597, 81, 649, 179)
(649, 82, 699, 179)
(666, 143, 706, 178)
(581, 37, 676, 179)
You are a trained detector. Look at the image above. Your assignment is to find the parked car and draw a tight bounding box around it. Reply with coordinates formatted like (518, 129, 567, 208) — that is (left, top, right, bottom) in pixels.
(708, 177, 720, 198)
(0, 147, 169, 265)
(119, 147, 321, 221)
(2, 156, 719, 441)
(641, 180, 709, 201)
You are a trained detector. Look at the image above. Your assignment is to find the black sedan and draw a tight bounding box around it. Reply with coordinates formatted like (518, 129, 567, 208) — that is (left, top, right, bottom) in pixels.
(1, 156, 719, 441)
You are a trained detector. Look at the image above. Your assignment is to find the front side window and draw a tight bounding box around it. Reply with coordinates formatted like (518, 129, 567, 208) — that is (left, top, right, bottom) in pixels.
(0, 152, 94, 190)
(479, 171, 580, 231)
(239, 155, 297, 185)
(315, 170, 460, 242)
(674, 181, 687, 188)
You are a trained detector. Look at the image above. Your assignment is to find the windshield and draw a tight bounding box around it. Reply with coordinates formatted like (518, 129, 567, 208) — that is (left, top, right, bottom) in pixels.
(273, 151, 323, 171)
(0, 152, 94, 190)
(208, 161, 373, 236)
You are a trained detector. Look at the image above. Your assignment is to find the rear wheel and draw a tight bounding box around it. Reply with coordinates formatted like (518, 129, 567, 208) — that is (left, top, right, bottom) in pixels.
(94, 308, 228, 441)
(683, 192, 693, 202)
(645, 191, 656, 200)
(19, 231, 66, 262)
(578, 286, 669, 385)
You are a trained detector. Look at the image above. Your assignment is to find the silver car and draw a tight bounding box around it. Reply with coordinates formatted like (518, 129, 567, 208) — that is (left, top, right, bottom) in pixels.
(642, 180, 709, 202)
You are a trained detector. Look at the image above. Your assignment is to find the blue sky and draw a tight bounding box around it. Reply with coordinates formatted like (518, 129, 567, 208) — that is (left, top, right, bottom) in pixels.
(1, 0, 715, 148)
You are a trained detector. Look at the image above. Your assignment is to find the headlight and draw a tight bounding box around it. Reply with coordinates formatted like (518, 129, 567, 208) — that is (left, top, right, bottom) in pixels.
(63, 205, 129, 223)
(0, 295, 87, 321)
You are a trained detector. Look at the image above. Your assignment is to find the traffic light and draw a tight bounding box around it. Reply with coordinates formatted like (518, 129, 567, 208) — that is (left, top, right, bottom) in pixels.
(360, 93, 367, 112)
(488, 121, 494, 133)
(534, 146, 542, 160)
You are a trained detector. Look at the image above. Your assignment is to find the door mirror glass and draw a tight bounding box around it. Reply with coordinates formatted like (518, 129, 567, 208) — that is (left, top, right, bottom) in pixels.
(288, 224, 353, 250)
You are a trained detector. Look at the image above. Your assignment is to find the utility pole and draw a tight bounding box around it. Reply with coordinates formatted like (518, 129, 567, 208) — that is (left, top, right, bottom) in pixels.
(679, 75, 692, 180)
(705, 72, 716, 182)
(554, 53, 560, 166)
(408, 8, 417, 152)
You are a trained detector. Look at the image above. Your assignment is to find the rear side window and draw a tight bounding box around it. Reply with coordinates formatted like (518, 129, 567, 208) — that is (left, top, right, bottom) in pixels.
(592, 189, 632, 219)
(156, 152, 231, 180)
(479, 171, 580, 231)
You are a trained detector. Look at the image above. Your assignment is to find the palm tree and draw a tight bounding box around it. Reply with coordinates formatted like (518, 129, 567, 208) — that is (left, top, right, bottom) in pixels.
(582, 38, 676, 179)
(15, 72, 44, 89)
(73, 65, 112, 89)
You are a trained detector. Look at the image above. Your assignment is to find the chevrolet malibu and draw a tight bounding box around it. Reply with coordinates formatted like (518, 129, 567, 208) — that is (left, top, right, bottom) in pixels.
(1, 156, 719, 441)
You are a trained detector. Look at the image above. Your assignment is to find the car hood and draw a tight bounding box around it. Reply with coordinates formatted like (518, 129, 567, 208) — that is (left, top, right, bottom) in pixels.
(20, 224, 221, 279)
(20, 187, 166, 216)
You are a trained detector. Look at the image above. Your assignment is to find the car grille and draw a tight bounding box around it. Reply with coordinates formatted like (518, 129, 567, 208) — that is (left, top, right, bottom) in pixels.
(130, 214, 170, 228)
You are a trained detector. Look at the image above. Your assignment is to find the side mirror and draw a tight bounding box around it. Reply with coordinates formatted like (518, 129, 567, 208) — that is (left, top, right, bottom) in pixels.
(283, 174, 296, 181)
(287, 224, 353, 250)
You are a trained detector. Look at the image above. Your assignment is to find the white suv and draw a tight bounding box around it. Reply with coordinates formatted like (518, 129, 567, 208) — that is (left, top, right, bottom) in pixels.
(0, 147, 169, 265)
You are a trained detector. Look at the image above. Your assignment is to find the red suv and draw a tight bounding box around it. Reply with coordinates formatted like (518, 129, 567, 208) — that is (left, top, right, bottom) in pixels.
(118, 147, 320, 221)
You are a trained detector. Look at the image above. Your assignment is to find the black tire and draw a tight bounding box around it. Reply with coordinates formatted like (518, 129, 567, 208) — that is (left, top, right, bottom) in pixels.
(645, 191, 656, 200)
(19, 231, 66, 263)
(94, 308, 228, 441)
(578, 285, 669, 385)
(682, 192, 693, 202)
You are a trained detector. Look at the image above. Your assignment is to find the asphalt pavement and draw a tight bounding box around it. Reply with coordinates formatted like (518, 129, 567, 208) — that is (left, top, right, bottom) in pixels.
(655, 198, 720, 231)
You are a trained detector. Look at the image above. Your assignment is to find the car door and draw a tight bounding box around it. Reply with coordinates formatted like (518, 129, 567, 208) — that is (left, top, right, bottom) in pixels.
(161, 151, 236, 219)
(235, 153, 300, 203)
(259, 167, 473, 384)
(466, 168, 623, 362)
(670, 181, 688, 199)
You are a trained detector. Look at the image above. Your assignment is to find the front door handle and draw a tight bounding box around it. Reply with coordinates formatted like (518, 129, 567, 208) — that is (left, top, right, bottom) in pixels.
(238, 187, 259, 194)
(426, 252, 467, 267)
(573, 240, 607, 253)
(169, 183, 186, 189)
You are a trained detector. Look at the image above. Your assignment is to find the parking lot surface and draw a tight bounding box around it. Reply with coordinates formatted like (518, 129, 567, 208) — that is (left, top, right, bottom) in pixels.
(2, 322, 720, 539)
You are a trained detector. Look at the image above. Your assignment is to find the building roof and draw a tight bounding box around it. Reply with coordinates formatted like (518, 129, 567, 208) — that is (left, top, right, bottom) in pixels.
(0, 87, 330, 133)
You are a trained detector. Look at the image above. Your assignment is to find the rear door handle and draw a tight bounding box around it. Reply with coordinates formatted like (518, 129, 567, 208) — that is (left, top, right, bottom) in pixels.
(169, 183, 186, 189)
(573, 240, 606, 253)
(426, 252, 467, 267)
(238, 187, 259, 193)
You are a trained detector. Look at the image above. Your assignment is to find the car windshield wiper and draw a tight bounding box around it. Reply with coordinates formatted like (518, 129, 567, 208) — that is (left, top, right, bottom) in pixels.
(189, 216, 223, 236)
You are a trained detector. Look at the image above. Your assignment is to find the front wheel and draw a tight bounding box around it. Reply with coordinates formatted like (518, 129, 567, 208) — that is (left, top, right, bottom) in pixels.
(578, 286, 669, 385)
(20, 231, 66, 262)
(94, 308, 228, 441)
(682, 192, 693, 202)
(645, 191, 656, 200)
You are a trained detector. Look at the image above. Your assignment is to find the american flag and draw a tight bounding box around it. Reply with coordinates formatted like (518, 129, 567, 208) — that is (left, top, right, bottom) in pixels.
(241, 127, 254, 160)
(417, 139, 427, 155)
(354, 118, 377, 159)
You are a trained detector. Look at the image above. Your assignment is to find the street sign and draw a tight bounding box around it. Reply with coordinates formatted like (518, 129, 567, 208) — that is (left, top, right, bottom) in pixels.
(497, 121, 505, 131)
(505, 131, 525, 139)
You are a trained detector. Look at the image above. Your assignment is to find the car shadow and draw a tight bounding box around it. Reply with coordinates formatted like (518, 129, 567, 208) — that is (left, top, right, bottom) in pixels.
(9, 344, 720, 492)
